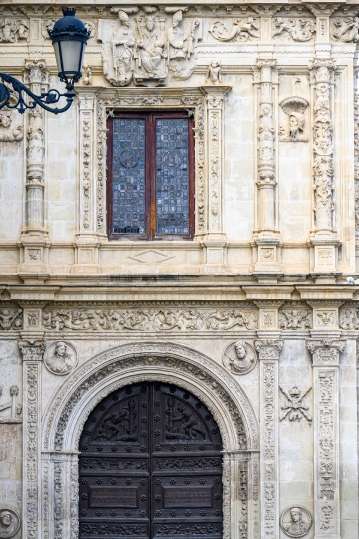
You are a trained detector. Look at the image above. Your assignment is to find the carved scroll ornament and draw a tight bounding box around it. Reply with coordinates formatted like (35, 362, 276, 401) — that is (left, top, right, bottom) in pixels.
(209, 17, 259, 42)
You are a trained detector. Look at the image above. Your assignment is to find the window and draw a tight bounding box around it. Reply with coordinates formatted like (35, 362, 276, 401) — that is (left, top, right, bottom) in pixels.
(107, 111, 194, 240)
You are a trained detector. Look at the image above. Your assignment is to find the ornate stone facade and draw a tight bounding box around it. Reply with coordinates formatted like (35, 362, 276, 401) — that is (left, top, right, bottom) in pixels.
(0, 2, 358, 539)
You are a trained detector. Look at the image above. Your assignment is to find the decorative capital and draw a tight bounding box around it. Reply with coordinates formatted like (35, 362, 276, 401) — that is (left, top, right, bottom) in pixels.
(24, 58, 49, 87)
(254, 339, 283, 360)
(306, 339, 345, 366)
(256, 59, 276, 70)
(200, 86, 231, 109)
(308, 58, 336, 84)
(18, 339, 46, 362)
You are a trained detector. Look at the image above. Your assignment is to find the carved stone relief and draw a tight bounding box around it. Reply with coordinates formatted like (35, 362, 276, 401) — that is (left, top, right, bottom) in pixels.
(279, 386, 312, 422)
(331, 16, 359, 42)
(0, 508, 21, 539)
(42, 305, 258, 331)
(279, 307, 311, 330)
(0, 307, 23, 330)
(280, 505, 313, 538)
(0, 386, 22, 423)
(0, 18, 29, 42)
(0, 111, 23, 142)
(44, 341, 78, 375)
(98, 10, 201, 86)
(209, 17, 259, 42)
(309, 59, 336, 234)
(41, 18, 96, 41)
(272, 17, 316, 42)
(339, 303, 359, 329)
(205, 60, 222, 85)
(279, 78, 309, 143)
(223, 340, 257, 375)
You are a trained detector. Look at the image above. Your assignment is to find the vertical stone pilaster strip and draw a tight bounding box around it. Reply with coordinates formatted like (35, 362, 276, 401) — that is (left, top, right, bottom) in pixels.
(24, 60, 48, 232)
(256, 60, 276, 235)
(255, 340, 283, 539)
(78, 94, 95, 234)
(18, 340, 46, 539)
(307, 339, 345, 539)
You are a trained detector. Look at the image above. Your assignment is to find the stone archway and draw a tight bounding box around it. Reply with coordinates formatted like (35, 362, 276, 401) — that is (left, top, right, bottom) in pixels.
(41, 342, 260, 539)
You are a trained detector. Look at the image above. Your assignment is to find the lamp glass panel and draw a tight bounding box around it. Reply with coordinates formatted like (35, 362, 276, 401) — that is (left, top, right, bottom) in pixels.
(58, 40, 84, 74)
(53, 41, 62, 74)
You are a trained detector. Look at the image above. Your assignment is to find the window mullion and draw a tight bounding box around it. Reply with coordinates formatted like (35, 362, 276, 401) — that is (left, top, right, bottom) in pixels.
(148, 114, 156, 240)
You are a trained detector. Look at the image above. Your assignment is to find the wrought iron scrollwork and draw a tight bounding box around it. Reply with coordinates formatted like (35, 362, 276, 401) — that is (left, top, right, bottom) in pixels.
(0, 72, 75, 116)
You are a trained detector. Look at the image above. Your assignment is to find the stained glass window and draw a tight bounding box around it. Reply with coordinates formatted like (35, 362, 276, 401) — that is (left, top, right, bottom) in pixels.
(156, 119, 189, 235)
(108, 113, 193, 240)
(112, 119, 146, 234)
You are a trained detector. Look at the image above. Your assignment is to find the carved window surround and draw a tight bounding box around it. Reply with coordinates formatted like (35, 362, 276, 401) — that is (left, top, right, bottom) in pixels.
(74, 86, 231, 274)
(41, 342, 259, 539)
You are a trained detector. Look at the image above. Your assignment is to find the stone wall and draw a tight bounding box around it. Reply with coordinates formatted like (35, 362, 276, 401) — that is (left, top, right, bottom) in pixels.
(0, 2, 358, 539)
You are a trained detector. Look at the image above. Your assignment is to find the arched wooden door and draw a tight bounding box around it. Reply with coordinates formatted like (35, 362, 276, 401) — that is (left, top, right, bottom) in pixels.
(79, 382, 223, 539)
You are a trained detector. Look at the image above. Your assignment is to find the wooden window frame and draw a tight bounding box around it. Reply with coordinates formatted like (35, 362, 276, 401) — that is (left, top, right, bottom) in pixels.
(106, 111, 195, 241)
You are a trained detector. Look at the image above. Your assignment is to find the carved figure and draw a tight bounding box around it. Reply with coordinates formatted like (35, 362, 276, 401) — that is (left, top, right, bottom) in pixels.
(205, 60, 222, 85)
(0, 509, 20, 538)
(209, 17, 259, 42)
(223, 341, 257, 374)
(279, 94, 309, 142)
(111, 11, 135, 86)
(95, 400, 138, 442)
(279, 386, 312, 422)
(280, 506, 312, 537)
(273, 17, 315, 42)
(331, 16, 359, 42)
(0, 308, 22, 330)
(279, 309, 310, 330)
(133, 16, 167, 82)
(44, 341, 77, 375)
(82, 63, 92, 85)
(0, 18, 29, 42)
(0, 386, 22, 423)
(168, 11, 200, 80)
(165, 397, 206, 440)
(0, 112, 23, 142)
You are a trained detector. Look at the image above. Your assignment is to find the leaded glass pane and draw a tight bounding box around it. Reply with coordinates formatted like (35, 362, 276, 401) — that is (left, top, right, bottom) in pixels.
(112, 119, 145, 234)
(156, 118, 189, 235)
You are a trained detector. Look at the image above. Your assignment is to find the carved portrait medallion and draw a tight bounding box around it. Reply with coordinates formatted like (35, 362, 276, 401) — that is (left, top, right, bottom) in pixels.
(44, 341, 78, 376)
(280, 505, 312, 538)
(222, 341, 257, 375)
(0, 508, 20, 539)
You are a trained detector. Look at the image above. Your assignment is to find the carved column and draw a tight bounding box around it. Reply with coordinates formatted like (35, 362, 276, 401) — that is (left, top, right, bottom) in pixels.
(18, 339, 46, 539)
(19, 60, 50, 277)
(200, 86, 231, 273)
(253, 60, 281, 276)
(255, 339, 283, 539)
(308, 58, 340, 275)
(73, 91, 100, 274)
(307, 340, 345, 539)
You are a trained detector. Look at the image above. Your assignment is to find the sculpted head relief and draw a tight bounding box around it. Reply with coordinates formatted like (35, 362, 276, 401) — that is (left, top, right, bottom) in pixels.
(44, 341, 78, 375)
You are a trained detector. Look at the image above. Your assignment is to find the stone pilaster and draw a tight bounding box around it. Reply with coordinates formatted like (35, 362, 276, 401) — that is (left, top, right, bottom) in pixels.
(19, 59, 50, 279)
(255, 339, 283, 539)
(307, 339, 345, 539)
(18, 339, 46, 539)
(200, 86, 231, 273)
(73, 91, 100, 274)
(253, 59, 282, 276)
(308, 57, 340, 276)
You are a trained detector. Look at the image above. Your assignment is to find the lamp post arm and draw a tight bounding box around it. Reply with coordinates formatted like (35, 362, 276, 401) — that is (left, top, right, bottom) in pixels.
(0, 73, 76, 115)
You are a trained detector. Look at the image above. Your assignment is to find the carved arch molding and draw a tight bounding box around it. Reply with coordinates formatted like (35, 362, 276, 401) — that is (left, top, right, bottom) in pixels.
(40, 342, 259, 539)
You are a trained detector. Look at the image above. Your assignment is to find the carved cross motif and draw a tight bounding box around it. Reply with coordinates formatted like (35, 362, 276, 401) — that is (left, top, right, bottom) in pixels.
(279, 385, 312, 422)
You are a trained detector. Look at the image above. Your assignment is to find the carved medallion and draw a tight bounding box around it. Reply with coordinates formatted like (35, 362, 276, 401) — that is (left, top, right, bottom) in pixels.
(222, 341, 257, 375)
(0, 508, 20, 539)
(280, 506, 312, 538)
(44, 341, 78, 375)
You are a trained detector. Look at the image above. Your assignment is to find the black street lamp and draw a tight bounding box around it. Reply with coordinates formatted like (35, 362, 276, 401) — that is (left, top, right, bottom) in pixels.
(0, 7, 90, 116)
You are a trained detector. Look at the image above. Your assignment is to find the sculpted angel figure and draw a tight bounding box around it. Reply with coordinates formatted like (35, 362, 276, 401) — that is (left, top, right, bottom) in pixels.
(205, 60, 222, 85)
(0, 19, 16, 42)
(0, 112, 23, 142)
(210, 17, 259, 42)
(111, 10, 135, 85)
